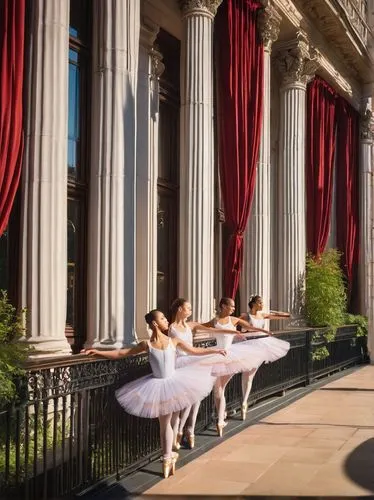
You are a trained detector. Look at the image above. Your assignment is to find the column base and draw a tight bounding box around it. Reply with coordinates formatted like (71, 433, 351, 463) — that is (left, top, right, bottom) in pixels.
(27, 337, 72, 359)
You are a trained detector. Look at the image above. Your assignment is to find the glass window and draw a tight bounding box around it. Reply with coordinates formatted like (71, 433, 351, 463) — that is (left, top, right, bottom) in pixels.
(67, 0, 91, 352)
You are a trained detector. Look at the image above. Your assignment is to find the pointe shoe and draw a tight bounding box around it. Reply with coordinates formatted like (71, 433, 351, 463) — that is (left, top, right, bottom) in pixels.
(216, 421, 227, 437)
(241, 403, 248, 421)
(173, 432, 183, 451)
(163, 458, 173, 479)
(186, 433, 195, 449)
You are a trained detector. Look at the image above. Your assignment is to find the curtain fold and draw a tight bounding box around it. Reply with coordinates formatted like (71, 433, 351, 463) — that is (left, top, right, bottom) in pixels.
(306, 76, 337, 257)
(335, 97, 360, 294)
(0, 0, 25, 236)
(215, 0, 264, 298)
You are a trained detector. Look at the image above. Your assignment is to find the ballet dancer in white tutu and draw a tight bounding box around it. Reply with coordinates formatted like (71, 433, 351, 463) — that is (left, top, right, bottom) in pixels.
(239, 294, 290, 420)
(168, 297, 269, 449)
(82, 309, 226, 478)
(205, 297, 290, 436)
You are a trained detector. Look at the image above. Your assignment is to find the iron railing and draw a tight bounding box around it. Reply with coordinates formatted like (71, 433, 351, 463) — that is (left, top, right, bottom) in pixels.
(0, 326, 366, 500)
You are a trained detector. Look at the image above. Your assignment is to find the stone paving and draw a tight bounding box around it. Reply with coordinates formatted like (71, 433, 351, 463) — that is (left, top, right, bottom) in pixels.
(144, 365, 374, 497)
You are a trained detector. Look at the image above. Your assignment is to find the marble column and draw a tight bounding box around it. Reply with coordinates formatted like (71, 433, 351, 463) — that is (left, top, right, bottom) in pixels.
(370, 137, 374, 363)
(276, 33, 318, 319)
(240, 6, 281, 315)
(359, 103, 374, 361)
(87, 0, 140, 348)
(359, 105, 373, 317)
(20, 0, 71, 358)
(135, 20, 163, 339)
(179, 0, 222, 321)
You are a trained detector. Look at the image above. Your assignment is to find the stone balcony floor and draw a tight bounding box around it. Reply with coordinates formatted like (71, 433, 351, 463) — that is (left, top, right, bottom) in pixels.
(143, 365, 374, 497)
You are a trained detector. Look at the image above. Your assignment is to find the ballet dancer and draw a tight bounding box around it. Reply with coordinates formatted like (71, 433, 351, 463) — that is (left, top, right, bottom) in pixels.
(239, 295, 290, 419)
(82, 309, 226, 478)
(206, 297, 290, 435)
(168, 297, 249, 450)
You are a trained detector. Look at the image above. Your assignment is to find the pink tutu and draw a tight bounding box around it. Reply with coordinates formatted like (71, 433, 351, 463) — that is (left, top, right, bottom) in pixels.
(198, 336, 290, 377)
(115, 363, 215, 419)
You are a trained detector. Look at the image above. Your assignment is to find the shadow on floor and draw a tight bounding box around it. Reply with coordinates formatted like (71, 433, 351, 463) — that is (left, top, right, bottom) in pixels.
(344, 438, 374, 493)
(320, 387, 374, 392)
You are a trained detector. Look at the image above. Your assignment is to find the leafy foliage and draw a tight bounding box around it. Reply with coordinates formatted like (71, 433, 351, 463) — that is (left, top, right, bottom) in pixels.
(344, 313, 368, 337)
(305, 249, 347, 329)
(0, 291, 29, 407)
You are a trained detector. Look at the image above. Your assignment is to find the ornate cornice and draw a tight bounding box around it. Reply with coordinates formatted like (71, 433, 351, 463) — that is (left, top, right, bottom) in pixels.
(276, 32, 319, 88)
(179, 0, 223, 18)
(258, 5, 281, 52)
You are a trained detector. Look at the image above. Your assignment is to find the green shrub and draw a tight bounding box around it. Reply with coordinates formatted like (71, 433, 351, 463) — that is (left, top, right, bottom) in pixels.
(305, 249, 347, 329)
(0, 291, 29, 407)
(344, 313, 368, 337)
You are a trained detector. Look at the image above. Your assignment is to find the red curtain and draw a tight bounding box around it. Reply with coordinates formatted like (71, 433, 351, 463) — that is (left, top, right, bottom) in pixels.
(335, 98, 360, 293)
(306, 76, 337, 257)
(0, 0, 25, 236)
(215, 0, 264, 298)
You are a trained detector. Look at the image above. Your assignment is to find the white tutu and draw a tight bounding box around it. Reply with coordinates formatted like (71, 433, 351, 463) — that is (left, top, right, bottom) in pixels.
(198, 336, 290, 377)
(115, 363, 215, 419)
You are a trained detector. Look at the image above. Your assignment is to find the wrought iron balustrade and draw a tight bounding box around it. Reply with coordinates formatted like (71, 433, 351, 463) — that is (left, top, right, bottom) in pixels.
(0, 326, 366, 500)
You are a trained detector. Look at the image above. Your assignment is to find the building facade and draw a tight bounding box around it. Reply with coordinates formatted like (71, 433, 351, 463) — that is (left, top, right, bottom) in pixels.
(0, 0, 373, 358)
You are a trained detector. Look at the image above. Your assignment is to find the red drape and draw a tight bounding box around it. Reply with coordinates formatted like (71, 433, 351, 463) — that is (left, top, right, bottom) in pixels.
(335, 97, 360, 293)
(215, 0, 264, 298)
(306, 76, 337, 257)
(0, 0, 25, 236)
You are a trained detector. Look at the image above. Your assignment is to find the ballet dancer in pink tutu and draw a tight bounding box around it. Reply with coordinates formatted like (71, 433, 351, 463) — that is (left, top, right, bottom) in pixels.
(239, 294, 290, 419)
(168, 297, 269, 448)
(82, 309, 226, 478)
(206, 297, 290, 436)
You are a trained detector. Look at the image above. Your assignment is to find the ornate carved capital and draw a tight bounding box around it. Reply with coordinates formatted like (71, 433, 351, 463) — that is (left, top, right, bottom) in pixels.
(179, 0, 223, 18)
(276, 32, 320, 88)
(360, 109, 374, 141)
(150, 48, 165, 81)
(258, 6, 281, 52)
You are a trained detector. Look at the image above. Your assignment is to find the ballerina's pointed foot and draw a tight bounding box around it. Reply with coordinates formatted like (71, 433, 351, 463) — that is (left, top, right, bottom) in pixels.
(241, 403, 248, 420)
(162, 452, 179, 479)
(163, 458, 173, 479)
(173, 432, 183, 451)
(216, 421, 227, 437)
(186, 432, 195, 449)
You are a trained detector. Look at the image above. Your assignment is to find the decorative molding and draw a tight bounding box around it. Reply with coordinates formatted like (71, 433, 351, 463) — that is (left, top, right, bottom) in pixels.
(140, 17, 159, 49)
(271, 0, 302, 28)
(150, 47, 164, 80)
(217, 207, 225, 223)
(361, 109, 374, 141)
(276, 32, 319, 87)
(258, 5, 281, 51)
(179, 0, 223, 18)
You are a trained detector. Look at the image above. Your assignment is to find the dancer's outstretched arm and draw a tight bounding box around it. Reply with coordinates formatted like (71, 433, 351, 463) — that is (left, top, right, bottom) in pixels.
(173, 338, 227, 356)
(264, 310, 290, 320)
(81, 341, 148, 359)
(233, 317, 273, 336)
(188, 321, 246, 338)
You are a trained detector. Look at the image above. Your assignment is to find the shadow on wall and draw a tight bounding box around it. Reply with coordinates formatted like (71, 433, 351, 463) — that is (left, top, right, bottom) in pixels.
(344, 438, 374, 492)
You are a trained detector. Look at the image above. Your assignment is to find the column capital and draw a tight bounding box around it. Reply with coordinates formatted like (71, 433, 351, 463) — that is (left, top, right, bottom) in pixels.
(258, 5, 281, 52)
(360, 109, 374, 142)
(276, 31, 319, 89)
(179, 0, 223, 18)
